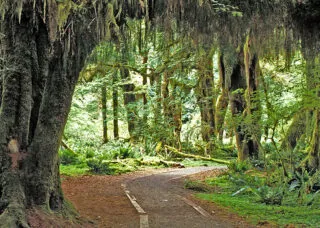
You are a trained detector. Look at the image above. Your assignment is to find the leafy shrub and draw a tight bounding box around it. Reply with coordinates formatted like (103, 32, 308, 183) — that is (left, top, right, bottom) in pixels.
(85, 149, 96, 159)
(59, 149, 79, 165)
(86, 158, 112, 174)
(228, 160, 252, 173)
(257, 185, 284, 205)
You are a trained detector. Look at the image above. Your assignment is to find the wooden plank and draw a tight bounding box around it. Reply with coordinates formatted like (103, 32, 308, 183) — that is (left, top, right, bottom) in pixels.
(178, 195, 212, 218)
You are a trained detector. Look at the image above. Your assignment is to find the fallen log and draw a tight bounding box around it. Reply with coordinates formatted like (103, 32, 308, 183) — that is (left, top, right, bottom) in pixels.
(160, 160, 185, 168)
(164, 145, 230, 165)
(61, 141, 77, 155)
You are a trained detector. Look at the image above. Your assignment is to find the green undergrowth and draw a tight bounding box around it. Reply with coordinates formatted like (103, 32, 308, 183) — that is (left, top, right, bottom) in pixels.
(60, 156, 223, 176)
(59, 138, 226, 176)
(60, 157, 167, 176)
(186, 161, 320, 226)
(197, 193, 320, 226)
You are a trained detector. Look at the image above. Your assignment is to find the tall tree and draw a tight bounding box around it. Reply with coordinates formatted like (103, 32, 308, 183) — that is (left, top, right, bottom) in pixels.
(102, 83, 109, 143)
(0, 1, 98, 226)
(195, 51, 216, 145)
(215, 54, 229, 141)
(112, 70, 119, 139)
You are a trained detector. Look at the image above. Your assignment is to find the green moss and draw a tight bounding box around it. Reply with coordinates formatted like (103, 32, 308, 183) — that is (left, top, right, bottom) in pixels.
(60, 164, 90, 176)
(57, 0, 73, 29)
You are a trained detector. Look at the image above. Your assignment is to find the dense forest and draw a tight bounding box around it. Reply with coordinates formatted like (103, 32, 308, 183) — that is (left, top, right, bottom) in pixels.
(0, 0, 320, 227)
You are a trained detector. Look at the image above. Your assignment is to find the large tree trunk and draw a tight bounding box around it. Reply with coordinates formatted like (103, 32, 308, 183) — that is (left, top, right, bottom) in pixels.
(304, 59, 320, 171)
(228, 51, 248, 161)
(195, 54, 215, 144)
(0, 2, 97, 226)
(308, 110, 320, 171)
(228, 49, 259, 161)
(215, 54, 229, 141)
(228, 42, 261, 162)
(244, 38, 261, 159)
(161, 72, 175, 144)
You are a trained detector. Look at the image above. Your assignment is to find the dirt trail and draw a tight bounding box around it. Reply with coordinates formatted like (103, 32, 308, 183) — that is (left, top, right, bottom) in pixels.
(62, 167, 254, 227)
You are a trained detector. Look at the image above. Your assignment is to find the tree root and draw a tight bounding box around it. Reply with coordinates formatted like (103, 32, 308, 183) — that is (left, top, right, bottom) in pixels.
(0, 203, 29, 228)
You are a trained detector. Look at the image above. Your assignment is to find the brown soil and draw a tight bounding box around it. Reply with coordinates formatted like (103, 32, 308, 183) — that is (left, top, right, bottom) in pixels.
(58, 167, 257, 228)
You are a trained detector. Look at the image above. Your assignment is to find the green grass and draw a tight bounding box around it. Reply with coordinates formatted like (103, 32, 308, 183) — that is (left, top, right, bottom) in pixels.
(60, 163, 90, 176)
(197, 193, 320, 226)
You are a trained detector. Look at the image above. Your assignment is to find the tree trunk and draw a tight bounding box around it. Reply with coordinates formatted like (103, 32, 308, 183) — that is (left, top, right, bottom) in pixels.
(102, 84, 108, 143)
(305, 59, 320, 171)
(228, 42, 261, 162)
(244, 38, 261, 159)
(120, 68, 137, 141)
(162, 72, 171, 121)
(215, 54, 229, 141)
(172, 83, 182, 150)
(195, 54, 215, 144)
(113, 71, 119, 140)
(308, 110, 320, 172)
(228, 50, 251, 161)
(0, 2, 97, 226)
(142, 55, 149, 126)
(161, 72, 175, 145)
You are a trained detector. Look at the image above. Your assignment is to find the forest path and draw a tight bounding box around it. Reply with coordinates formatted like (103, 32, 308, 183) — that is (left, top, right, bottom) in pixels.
(62, 167, 253, 228)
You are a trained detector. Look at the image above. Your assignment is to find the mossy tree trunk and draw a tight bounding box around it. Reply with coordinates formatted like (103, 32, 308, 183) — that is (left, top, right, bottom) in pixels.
(171, 83, 182, 150)
(195, 52, 216, 154)
(215, 54, 229, 141)
(162, 72, 170, 121)
(308, 110, 320, 171)
(195, 54, 215, 143)
(228, 50, 248, 161)
(228, 39, 261, 162)
(142, 55, 149, 124)
(305, 58, 320, 171)
(161, 72, 175, 145)
(0, 2, 97, 226)
(120, 67, 137, 142)
(243, 38, 261, 159)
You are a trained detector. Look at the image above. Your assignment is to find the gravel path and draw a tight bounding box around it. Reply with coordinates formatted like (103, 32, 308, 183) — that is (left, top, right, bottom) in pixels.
(125, 166, 246, 228)
(62, 167, 253, 228)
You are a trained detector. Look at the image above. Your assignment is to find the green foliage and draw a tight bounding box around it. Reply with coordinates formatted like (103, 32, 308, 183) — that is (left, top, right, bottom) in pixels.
(197, 192, 320, 226)
(86, 158, 112, 174)
(227, 160, 252, 173)
(197, 169, 320, 225)
(59, 149, 79, 165)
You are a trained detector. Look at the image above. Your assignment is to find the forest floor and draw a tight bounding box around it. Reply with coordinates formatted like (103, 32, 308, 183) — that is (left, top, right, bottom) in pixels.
(60, 166, 260, 228)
